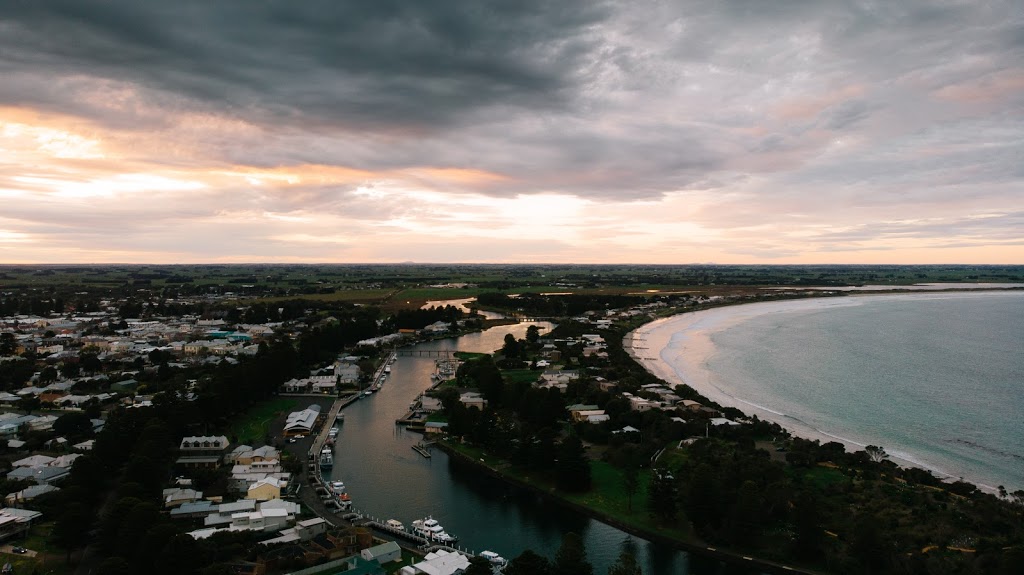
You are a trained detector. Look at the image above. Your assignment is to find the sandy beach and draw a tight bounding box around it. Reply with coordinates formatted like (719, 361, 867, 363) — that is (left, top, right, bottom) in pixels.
(624, 295, 990, 485)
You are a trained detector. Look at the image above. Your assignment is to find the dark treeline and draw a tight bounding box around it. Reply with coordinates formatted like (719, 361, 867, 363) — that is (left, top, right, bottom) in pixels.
(476, 292, 662, 317)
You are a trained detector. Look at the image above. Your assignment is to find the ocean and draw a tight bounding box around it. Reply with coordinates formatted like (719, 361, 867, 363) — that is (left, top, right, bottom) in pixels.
(659, 291, 1024, 492)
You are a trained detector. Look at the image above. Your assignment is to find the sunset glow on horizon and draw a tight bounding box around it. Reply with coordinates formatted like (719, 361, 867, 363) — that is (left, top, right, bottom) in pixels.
(1, 2, 1021, 264)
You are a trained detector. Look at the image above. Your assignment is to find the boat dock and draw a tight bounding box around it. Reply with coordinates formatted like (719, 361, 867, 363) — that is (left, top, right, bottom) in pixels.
(411, 442, 432, 458)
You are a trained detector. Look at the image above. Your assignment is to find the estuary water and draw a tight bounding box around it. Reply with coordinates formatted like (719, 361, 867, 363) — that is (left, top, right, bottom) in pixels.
(654, 291, 1024, 492)
(329, 322, 739, 574)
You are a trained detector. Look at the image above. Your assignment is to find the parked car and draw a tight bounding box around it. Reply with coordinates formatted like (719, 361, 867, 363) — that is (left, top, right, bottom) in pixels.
(11, 547, 27, 554)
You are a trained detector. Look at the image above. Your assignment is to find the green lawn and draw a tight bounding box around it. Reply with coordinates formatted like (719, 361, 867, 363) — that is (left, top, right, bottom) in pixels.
(8, 522, 73, 575)
(227, 398, 298, 444)
(502, 369, 542, 384)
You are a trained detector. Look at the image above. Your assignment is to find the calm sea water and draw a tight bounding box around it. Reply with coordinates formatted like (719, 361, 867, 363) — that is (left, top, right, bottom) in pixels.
(696, 292, 1024, 491)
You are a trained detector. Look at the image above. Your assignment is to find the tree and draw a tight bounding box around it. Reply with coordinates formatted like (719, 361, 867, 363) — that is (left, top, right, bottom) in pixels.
(648, 467, 677, 524)
(0, 333, 16, 356)
(556, 434, 592, 492)
(18, 395, 40, 415)
(54, 411, 94, 439)
(623, 462, 639, 512)
(80, 352, 103, 374)
(526, 324, 541, 344)
(60, 361, 81, 379)
(502, 333, 521, 360)
(506, 550, 551, 575)
(608, 539, 642, 575)
(554, 532, 593, 575)
(53, 502, 92, 562)
(865, 445, 888, 463)
(39, 365, 58, 383)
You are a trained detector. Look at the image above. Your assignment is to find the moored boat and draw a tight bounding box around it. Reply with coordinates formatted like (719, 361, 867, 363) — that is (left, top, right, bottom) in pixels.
(410, 516, 458, 544)
(385, 519, 405, 531)
(319, 446, 333, 469)
(479, 550, 507, 566)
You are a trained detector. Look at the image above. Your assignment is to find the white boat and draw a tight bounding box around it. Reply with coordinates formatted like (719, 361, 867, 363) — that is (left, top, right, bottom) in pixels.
(331, 480, 345, 493)
(363, 390, 373, 396)
(479, 551, 507, 566)
(328, 426, 339, 438)
(384, 366, 391, 374)
(384, 519, 405, 531)
(410, 517, 458, 544)
(319, 446, 333, 469)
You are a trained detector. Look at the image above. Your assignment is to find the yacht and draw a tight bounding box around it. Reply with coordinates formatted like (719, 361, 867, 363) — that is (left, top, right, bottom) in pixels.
(319, 446, 333, 469)
(411, 517, 458, 544)
(384, 519, 405, 531)
(328, 426, 339, 438)
(330, 480, 345, 493)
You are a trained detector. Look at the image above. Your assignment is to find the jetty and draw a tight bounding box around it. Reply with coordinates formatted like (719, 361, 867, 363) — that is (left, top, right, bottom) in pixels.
(411, 442, 432, 458)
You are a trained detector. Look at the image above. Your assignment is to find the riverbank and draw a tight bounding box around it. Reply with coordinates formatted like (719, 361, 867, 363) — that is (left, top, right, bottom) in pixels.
(436, 440, 823, 575)
(625, 291, 1024, 493)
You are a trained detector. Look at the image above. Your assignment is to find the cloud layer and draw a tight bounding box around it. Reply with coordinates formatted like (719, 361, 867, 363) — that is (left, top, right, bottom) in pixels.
(1, 0, 1021, 263)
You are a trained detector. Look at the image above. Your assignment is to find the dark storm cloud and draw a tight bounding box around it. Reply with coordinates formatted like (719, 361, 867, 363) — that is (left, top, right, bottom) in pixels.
(2, 0, 1022, 258)
(0, 0, 607, 130)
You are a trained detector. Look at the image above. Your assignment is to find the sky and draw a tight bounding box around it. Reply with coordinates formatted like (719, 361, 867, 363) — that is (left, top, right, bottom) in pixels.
(1, 1, 1022, 264)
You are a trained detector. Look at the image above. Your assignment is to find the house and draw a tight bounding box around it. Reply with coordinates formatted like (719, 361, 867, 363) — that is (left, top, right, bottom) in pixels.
(73, 439, 95, 451)
(6, 466, 70, 485)
(627, 396, 659, 412)
(423, 422, 449, 436)
(312, 379, 337, 395)
(458, 392, 487, 410)
(169, 500, 217, 520)
(0, 508, 41, 540)
(336, 364, 360, 385)
(571, 409, 607, 423)
(12, 455, 55, 468)
(5, 484, 59, 505)
(400, 549, 470, 575)
(177, 435, 230, 468)
(164, 487, 204, 508)
(229, 445, 280, 465)
(246, 477, 283, 501)
(281, 378, 311, 393)
(361, 540, 401, 564)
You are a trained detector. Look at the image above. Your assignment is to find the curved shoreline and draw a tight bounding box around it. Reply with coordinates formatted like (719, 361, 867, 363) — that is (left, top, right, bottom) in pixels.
(625, 291, 1024, 493)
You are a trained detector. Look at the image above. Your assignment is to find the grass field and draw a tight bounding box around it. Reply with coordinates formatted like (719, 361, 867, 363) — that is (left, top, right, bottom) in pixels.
(227, 398, 298, 444)
(444, 442, 693, 542)
(6, 522, 73, 575)
(502, 369, 543, 384)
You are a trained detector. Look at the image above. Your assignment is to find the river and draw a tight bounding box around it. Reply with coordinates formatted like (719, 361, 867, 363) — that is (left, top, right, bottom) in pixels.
(327, 321, 736, 574)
